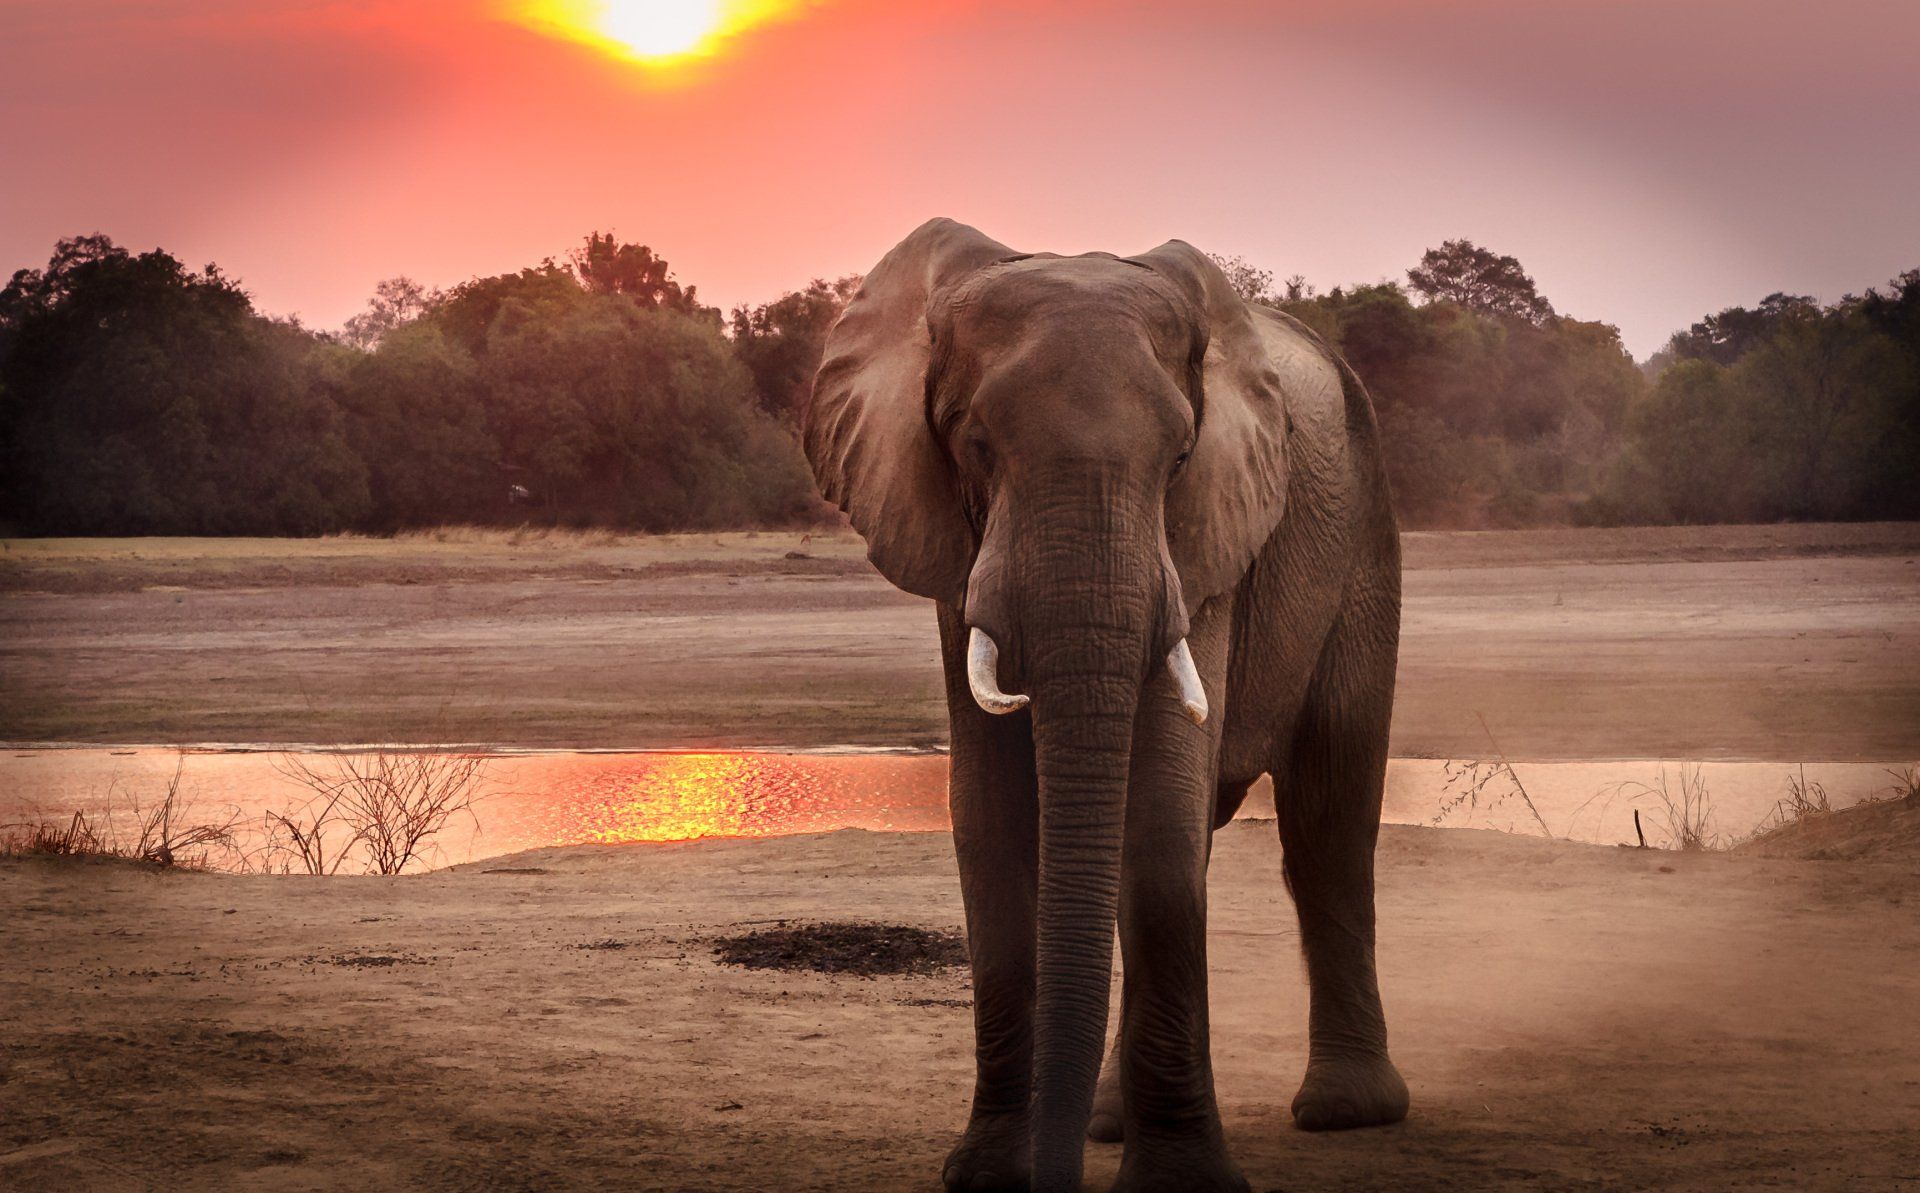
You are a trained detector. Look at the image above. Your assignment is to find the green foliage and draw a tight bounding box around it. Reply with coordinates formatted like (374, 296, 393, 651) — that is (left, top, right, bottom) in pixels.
(1205, 253, 1275, 304)
(332, 325, 498, 528)
(474, 289, 814, 528)
(2, 230, 1912, 538)
(1274, 262, 1637, 527)
(0, 233, 818, 535)
(0, 236, 368, 535)
(1592, 289, 1916, 525)
(569, 231, 717, 323)
(340, 276, 434, 350)
(728, 275, 861, 422)
(1662, 292, 1821, 367)
(1407, 239, 1557, 326)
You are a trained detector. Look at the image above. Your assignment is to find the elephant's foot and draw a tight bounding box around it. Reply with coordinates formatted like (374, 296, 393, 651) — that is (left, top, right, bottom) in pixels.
(1290, 1052, 1409, 1132)
(1112, 1145, 1249, 1193)
(943, 1111, 1031, 1192)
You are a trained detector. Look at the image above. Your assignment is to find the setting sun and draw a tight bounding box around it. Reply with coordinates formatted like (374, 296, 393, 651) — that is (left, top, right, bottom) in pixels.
(504, 0, 807, 66)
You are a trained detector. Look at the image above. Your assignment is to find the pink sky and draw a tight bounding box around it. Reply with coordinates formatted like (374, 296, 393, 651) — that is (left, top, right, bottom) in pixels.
(3, 0, 1915, 356)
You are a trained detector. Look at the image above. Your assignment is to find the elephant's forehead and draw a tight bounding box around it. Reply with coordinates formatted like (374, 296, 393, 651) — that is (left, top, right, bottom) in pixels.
(942, 255, 1192, 342)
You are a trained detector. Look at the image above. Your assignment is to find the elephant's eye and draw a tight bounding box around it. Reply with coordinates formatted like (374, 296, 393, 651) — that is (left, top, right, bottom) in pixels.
(962, 430, 994, 474)
(1171, 449, 1192, 476)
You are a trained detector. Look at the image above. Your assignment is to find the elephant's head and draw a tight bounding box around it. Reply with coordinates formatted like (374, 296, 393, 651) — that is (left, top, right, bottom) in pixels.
(804, 218, 1289, 1187)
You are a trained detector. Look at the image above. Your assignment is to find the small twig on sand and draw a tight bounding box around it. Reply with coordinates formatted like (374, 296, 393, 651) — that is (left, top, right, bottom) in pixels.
(1475, 711, 1555, 839)
(1633, 808, 1647, 849)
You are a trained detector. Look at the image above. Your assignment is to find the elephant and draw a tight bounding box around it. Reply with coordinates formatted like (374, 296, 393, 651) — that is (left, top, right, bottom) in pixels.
(802, 218, 1407, 1193)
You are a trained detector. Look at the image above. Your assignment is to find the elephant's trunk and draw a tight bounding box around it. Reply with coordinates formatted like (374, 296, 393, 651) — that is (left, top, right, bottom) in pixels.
(978, 479, 1161, 1192)
(1027, 646, 1141, 1190)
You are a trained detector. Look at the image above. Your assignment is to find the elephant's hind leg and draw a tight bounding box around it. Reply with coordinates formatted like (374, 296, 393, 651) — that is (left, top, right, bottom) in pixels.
(1273, 592, 1408, 1132)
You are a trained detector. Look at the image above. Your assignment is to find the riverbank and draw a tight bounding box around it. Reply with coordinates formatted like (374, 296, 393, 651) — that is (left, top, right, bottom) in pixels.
(4, 821, 1916, 1190)
(4, 523, 1918, 759)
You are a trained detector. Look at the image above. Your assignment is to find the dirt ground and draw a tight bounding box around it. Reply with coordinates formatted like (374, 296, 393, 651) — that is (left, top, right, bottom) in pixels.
(4, 822, 1917, 1191)
(3, 522, 1917, 759)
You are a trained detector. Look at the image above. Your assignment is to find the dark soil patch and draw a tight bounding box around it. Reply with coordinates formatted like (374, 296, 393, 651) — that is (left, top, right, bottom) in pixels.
(710, 921, 967, 977)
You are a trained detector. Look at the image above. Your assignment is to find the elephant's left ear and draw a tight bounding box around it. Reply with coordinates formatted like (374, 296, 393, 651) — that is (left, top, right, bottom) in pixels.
(1130, 241, 1292, 609)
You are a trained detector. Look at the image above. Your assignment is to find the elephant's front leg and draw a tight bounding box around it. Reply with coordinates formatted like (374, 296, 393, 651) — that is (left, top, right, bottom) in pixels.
(937, 607, 1040, 1193)
(1112, 607, 1248, 1193)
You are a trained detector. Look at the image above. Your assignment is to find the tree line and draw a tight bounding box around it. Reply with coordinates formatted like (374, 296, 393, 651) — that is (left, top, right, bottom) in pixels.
(1, 232, 1913, 536)
(1221, 243, 1918, 527)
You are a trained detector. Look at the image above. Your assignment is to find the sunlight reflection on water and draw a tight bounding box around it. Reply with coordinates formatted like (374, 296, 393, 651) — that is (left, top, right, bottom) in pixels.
(488, 751, 954, 847)
(0, 748, 1904, 871)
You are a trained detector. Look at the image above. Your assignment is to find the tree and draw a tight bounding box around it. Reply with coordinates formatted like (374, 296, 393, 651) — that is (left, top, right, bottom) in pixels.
(0, 235, 367, 534)
(1205, 253, 1274, 304)
(1407, 239, 1557, 325)
(1732, 312, 1904, 519)
(1661, 292, 1819, 368)
(340, 276, 434, 350)
(423, 262, 583, 358)
(569, 232, 715, 322)
(729, 275, 861, 421)
(478, 289, 815, 528)
(334, 324, 499, 527)
(1594, 359, 1749, 524)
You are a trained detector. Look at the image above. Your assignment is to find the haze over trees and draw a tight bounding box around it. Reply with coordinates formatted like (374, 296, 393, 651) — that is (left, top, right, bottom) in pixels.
(1221, 244, 1917, 527)
(1, 232, 1913, 536)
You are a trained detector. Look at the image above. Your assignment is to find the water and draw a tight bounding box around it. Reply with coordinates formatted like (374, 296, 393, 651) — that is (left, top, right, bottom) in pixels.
(0, 746, 1906, 871)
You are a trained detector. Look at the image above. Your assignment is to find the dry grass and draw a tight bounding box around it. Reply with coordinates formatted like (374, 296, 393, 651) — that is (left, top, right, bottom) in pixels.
(0, 758, 242, 868)
(1601, 764, 1719, 851)
(1750, 764, 1834, 838)
(1741, 763, 1920, 854)
(1431, 712, 1556, 838)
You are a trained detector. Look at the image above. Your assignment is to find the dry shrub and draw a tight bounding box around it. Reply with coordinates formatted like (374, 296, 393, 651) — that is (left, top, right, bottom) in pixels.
(269, 751, 487, 875)
(257, 776, 362, 876)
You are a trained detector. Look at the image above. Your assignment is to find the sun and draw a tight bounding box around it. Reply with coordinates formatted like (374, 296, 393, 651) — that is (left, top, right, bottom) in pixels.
(599, 1, 720, 58)
(505, 1, 804, 67)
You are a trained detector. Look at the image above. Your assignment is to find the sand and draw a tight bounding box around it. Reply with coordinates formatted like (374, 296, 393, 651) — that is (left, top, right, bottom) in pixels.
(4, 822, 1918, 1191)
(5, 523, 1918, 1190)
(4, 523, 1918, 759)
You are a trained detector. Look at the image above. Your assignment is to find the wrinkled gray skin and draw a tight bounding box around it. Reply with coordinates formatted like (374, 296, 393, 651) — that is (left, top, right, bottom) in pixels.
(804, 219, 1408, 1193)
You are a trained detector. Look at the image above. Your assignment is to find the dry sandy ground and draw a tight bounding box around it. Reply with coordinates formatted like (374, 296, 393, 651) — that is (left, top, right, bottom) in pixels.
(4, 523, 1917, 758)
(4, 822, 1918, 1191)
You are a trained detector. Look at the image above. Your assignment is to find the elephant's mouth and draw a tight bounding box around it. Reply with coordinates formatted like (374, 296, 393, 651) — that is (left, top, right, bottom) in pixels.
(964, 624, 1208, 725)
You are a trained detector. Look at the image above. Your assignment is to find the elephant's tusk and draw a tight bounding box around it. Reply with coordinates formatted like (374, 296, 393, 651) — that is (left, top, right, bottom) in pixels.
(1167, 639, 1209, 726)
(967, 627, 1029, 715)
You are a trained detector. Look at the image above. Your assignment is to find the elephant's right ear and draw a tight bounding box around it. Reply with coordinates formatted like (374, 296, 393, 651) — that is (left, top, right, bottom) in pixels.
(804, 218, 1017, 607)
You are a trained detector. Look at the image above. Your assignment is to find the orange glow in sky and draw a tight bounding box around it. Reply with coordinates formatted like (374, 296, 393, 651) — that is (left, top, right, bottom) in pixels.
(3, 0, 1916, 358)
(504, 0, 813, 65)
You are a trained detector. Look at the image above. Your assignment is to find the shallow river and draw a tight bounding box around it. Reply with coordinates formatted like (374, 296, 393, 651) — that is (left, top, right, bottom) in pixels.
(1, 747, 1906, 871)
